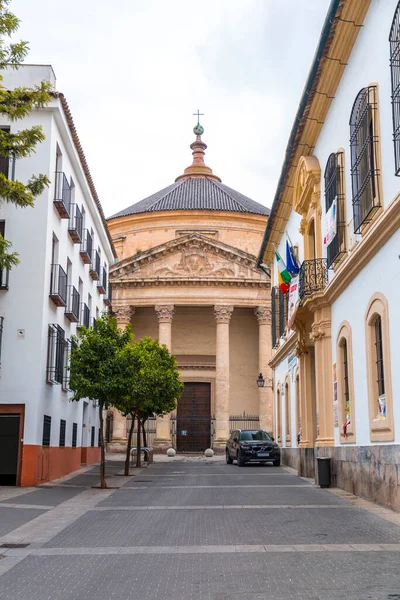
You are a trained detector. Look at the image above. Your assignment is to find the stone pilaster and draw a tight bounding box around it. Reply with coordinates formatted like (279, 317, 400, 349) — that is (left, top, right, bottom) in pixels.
(254, 306, 273, 434)
(214, 305, 234, 449)
(154, 305, 175, 446)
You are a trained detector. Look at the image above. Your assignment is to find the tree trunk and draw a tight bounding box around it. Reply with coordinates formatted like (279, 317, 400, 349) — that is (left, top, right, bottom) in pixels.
(136, 415, 141, 468)
(142, 418, 147, 448)
(124, 414, 135, 476)
(98, 403, 107, 489)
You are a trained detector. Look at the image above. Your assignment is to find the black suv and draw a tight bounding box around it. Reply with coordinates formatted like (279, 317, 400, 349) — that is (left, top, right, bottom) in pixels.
(226, 429, 281, 467)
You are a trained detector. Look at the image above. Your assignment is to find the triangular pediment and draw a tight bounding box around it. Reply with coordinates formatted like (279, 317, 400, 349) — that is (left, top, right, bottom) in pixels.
(110, 233, 268, 282)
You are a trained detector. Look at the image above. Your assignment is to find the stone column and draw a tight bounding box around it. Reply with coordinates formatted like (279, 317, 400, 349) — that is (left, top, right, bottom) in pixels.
(214, 305, 234, 449)
(110, 305, 134, 446)
(154, 305, 175, 446)
(254, 307, 273, 434)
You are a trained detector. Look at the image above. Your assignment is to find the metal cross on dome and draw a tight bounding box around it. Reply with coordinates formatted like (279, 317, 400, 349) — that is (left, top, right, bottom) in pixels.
(193, 110, 204, 125)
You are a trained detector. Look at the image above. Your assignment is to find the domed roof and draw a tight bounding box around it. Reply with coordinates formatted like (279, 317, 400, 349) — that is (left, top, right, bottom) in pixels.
(108, 124, 270, 220)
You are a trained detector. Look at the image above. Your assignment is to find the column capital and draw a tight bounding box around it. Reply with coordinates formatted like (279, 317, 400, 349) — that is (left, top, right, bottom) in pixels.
(113, 305, 134, 326)
(254, 306, 270, 325)
(214, 305, 234, 324)
(155, 304, 175, 323)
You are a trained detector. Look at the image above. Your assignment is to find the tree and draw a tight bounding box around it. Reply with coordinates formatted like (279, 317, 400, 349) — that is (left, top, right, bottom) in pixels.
(117, 337, 183, 474)
(0, 0, 52, 270)
(69, 313, 132, 488)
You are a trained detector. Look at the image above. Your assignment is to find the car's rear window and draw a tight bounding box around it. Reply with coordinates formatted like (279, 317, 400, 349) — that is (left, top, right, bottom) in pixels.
(239, 430, 271, 441)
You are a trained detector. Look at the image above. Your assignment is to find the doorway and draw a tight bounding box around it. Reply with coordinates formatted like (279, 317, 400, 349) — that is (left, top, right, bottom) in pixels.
(0, 414, 20, 485)
(176, 382, 211, 452)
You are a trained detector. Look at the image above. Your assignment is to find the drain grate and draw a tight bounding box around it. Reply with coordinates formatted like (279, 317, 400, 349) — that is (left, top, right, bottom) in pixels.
(0, 543, 30, 549)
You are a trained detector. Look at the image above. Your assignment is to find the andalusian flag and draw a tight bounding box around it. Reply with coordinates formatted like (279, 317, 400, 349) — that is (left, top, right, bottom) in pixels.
(276, 250, 291, 293)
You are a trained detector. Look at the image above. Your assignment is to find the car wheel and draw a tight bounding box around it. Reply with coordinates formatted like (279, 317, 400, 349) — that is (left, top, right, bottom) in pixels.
(226, 449, 233, 464)
(237, 451, 246, 467)
(273, 458, 281, 467)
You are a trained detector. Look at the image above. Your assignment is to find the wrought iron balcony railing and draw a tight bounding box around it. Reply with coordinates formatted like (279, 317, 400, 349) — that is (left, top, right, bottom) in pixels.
(90, 316, 97, 329)
(49, 264, 68, 307)
(97, 266, 107, 294)
(80, 229, 93, 264)
(89, 250, 101, 281)
(0, 268, 9, 290)
(104, 281, 112, 307)
(299, 259, 328, 301)
(79, 302, 90, 328)
(65, 286, 80, 323)
(53, 171, 71, 219)
(68, 203, 83, 244)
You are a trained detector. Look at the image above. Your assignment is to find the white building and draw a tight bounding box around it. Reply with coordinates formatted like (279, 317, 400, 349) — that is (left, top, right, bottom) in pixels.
(258, 0, 400, 510)
(0, 65, 115, 486)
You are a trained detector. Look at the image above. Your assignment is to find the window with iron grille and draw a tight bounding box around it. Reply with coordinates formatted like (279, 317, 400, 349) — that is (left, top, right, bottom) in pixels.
(42, 415, 51, 446)
(271, 287, 280, 347)
(342, 339, 350, 418)
(62, 339, 72, 391)
(91, 426, 95, 447)
(47, 324, 65, 384)
(350, 86, 381, 233)
(374, 316, 385, 397)
(278, 288, 288, 338)
(390, 2, 400, 175)
(0, 221, 9, 290)
(0, 127, 10, 178)
(324, 152, 346, 267)
(59, 419, 66, 447)
(72, 422, 78, 448)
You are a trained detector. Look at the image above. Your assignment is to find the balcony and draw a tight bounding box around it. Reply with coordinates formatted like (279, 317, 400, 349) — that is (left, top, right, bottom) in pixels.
(65, 286, 80, 323)
(90, 316, 97, 329)
(299, 259, 328, 302)
(97, 267, 107, 294)
(104, 282, 112, 307)
(68, 204, 83, 243)
(53, 172, 71, 218)
(0, 268, 9, 290)
(79, 303, 90, 328)
(49, 264, 68, 307)
(80, 229, 93, 264)
(89, 250, 101, 281)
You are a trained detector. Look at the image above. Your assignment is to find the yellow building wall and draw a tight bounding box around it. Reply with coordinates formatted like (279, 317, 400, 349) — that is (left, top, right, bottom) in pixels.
(229, 309, 259, 415)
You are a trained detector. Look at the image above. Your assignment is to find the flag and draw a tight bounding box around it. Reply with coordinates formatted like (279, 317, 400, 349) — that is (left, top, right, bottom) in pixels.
(276, 251, 291, 293)
(286, 240, 300, 276)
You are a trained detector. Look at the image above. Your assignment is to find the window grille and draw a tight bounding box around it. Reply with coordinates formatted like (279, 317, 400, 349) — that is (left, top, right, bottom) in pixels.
(72, 422, 78, 448)
(271, 287, 280, 347)
(324, 152, 346, 267)
(91, 426, 95, 447)
(59, 419, 66, 447)
(342, 340, 350, 417)
(42, 415, 51, 446)
(374, 316, 385, 397)
(350, 86, 380, 233)
(0, 221, 9, 290)
(390, 2, 400, 175)
(47, 324, 65, 384)
(62, 339, 72, 391)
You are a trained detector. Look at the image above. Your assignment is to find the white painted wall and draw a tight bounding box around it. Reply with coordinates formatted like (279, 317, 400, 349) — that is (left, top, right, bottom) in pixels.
(273, 347, 298, 448)
(0, 66, 113, 449)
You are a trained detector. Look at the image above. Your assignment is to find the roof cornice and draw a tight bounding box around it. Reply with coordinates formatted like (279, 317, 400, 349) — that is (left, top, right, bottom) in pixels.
(257, 0, 371, 266)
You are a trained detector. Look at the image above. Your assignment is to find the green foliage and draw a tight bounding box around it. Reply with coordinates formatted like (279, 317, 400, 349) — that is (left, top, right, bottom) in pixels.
(0, 0, 52, 269)
(69, 313, 132, 408)
(117, 337, 183, 419)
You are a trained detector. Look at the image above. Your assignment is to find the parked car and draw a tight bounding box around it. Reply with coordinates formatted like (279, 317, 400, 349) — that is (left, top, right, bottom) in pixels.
(226, 429, 281, 467)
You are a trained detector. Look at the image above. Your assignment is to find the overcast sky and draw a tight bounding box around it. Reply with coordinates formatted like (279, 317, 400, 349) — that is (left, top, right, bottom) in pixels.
(14, 0, 330, 218)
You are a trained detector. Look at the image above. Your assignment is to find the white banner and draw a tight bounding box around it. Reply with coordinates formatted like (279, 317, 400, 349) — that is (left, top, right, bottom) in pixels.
(325, 196, 337, 246)
(287, 276, 300, 330)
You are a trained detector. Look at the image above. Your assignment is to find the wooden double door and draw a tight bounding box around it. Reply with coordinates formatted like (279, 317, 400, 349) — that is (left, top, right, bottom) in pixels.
(176, 382, 211, 452)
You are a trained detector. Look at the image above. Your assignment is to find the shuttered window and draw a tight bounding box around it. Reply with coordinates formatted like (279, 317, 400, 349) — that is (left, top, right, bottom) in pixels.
(42, 415, 51, 446)
(72, 423, 78, 448)
(59, 419, 66, 447)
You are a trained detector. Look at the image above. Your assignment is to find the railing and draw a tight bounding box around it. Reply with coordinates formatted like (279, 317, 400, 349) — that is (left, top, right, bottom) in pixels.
(299, 259, 328, 301)
(170, 416, 215, 452)
(126, 416, 157, 447)
(229, 413, 260, 433)
(97, 266, 107, 294)
(49, 264, 68, 307)
(80, 229, 93, 264)
(104, 281, 112, 307)
(79, 303, 90, 328)
(89, 250, 101, 280)
(68, 204, 83, 243)
(0, 268, 9, 290)
(53, 171, 71, 218)
(65, 286, 80, 322)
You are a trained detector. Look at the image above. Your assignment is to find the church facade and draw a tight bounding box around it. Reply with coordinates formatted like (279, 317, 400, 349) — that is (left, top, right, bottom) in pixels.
(107, 124, 271, 452)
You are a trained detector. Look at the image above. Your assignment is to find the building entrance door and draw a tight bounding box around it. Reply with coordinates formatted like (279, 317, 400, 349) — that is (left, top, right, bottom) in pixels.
(176, 382, 211, 452)
(0, 414, 20, 485)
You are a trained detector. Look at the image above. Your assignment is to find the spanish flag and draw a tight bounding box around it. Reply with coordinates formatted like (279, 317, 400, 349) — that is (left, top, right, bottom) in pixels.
(276, 250, 291, 293)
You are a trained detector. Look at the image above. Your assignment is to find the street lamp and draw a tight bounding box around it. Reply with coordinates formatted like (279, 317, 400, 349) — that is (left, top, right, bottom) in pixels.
(256, 373, 265, 388)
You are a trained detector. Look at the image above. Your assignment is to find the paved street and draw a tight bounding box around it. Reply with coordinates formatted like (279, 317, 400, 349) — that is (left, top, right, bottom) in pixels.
(0, 458, 400, 599)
